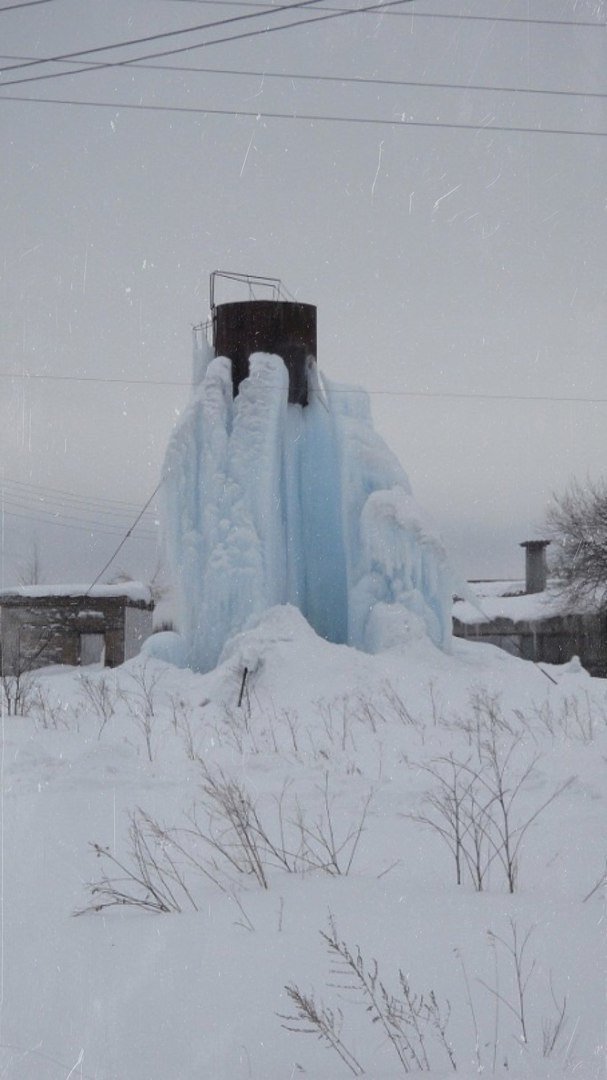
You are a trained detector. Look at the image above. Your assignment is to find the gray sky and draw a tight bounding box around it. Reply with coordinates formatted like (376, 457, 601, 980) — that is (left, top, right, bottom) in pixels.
(1, 0, 605, 589)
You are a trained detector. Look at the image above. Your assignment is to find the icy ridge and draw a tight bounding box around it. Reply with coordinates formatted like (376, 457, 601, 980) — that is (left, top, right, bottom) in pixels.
(160, 353, 452, 672)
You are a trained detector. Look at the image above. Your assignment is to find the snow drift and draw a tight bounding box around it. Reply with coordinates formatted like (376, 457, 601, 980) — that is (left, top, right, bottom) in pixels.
(159, 352, 451, 672)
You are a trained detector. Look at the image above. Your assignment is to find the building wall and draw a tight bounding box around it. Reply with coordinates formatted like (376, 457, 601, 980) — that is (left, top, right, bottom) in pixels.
(124, 606, 153, 661)
(453, 612, 607, 677)
(0, 596, 153, 673)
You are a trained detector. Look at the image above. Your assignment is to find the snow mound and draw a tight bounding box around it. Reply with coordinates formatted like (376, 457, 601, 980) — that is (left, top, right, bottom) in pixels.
(159, 354, 452, 672)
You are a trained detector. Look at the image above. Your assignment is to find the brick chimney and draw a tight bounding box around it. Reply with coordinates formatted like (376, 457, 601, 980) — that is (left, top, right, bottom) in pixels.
(520, 540, 550, 594)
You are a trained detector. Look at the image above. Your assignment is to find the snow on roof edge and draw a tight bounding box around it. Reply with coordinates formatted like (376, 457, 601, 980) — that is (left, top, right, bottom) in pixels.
(0, 582, 153, 604)
(453, 586, 601, 625)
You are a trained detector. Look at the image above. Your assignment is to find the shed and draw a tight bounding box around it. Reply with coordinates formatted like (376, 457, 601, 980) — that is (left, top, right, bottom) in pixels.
(452, 542, 607, 676)
(453, 589, 607, 676)
(0, 583, 154, 674)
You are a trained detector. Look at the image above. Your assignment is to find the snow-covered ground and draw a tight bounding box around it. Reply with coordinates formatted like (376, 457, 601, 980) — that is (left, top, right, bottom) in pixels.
(1, 607, 605, 1079)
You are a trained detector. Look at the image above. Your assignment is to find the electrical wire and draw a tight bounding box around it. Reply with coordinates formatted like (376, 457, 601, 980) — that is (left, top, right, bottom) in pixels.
(1, 51, 603, 101)
(1, 475, 157, 513)
(1, 505, 158, 541)
(156, 0, 606, 27)
(0, 490, 158, 534)
(0, 369, 187, 386)
(1, 368, 606, 405)
(0, 93, 604, 137)
(0, 0, 421, 90)
(0, 0, 53, 11)
(85, 480, 165, 594)
(0, 0, 329, 75)
(0, 486, 157, 527)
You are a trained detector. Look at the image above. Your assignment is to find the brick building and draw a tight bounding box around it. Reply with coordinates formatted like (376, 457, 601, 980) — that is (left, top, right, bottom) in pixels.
(0, 583, 154, 673)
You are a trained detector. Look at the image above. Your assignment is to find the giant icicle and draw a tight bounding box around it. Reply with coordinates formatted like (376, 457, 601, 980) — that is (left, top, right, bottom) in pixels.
(160, 353, 452, 672)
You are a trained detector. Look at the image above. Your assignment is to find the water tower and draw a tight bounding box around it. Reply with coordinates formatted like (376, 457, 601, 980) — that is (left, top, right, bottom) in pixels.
(210, 271, 317, 406)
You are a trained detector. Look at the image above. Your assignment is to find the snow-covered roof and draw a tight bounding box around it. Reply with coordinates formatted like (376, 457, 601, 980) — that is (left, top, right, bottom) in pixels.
(0, 582, 153, 605)
(453, 585, 597, 626)
(466, 579, 525, 599)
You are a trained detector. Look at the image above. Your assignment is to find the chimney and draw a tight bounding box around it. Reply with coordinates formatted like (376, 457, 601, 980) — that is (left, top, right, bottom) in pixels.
(520, 540, 550, 594)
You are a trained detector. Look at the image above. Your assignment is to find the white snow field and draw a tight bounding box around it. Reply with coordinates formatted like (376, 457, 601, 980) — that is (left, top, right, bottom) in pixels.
(0, 611, 605, 1079)
(2, 358, 604, 1079)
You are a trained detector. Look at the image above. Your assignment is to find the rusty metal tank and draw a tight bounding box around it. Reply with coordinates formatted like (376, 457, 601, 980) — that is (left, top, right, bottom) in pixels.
(213, 300, 317, 406)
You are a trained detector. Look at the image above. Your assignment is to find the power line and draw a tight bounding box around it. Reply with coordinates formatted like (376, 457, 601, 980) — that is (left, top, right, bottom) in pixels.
(0, 0, 420, 90)
(2, 475, 157, 513)
(1, 368, 606, 405)
(0, 369, 191, 386)
(153, 0, 606, 29)
(1, 489, 158, 533)
(0, 0, 328, 75)
(1, 92, 604, 138)
(1, 484, 157, 525)
(85, 481, 165, 594)
(0, 0, 53, 11)
(2, 52, 603, 101)
(1, 504, 158, 541)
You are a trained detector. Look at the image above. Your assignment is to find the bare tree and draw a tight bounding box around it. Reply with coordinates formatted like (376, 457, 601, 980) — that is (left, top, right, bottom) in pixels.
(546, 477, 607, 608)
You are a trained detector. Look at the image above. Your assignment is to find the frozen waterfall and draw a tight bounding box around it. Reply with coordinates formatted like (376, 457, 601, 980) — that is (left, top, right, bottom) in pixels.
(160, 352, 452, 672)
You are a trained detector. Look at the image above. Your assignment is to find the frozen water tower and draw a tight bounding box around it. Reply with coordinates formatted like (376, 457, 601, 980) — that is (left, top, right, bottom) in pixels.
(210, 271, 317, 406)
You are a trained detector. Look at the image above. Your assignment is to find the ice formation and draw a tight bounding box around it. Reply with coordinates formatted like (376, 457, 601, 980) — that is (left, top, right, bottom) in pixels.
(160, 350, 452, 672)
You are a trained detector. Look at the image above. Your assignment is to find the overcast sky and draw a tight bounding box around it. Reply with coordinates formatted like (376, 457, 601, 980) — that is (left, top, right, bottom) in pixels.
(1, 0, 605, 590)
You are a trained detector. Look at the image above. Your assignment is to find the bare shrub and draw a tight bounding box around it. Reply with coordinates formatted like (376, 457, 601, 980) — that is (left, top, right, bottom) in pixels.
(80, 774, 372, 916)
(213, 696, 263, 755)
(79, 671, 118, 738)
(1, 669, 35, 717)
(283, 919, 569, 1075)
(280, 986, 365, 1077)
(408, 754, 487, 888)
(352, 693, 386, 735)
(0, 628, 51, 716)
(409, 696, 574, 892)
(530, 693, 606, 744)
(120, 661, 164, 762)
(466, 729, 573, 893)
(30, 685, 70, 730)
(192, 766, 276, 888)
(542, 978, 569, 1059)
(316, 698, 357, 753)
(350, 683, 421, 736)
(291, 773, 372, 877)
(479, 920, 569, 1061)
(168, 695, 199, 761)
(76, 810, 198, 915)
(451, 687, 518, 754)
(281, 916, 456, 1075)
(380, 681, 421, 729)
(276, 705, 301, 758)
(188, 767, 372, 887)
